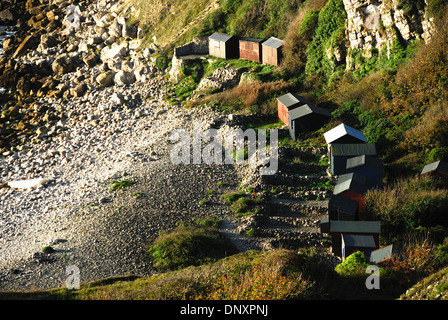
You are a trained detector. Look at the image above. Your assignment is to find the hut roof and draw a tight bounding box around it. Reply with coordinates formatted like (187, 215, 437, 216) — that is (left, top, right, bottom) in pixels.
(342, 234, 376, 248)
(333, 172, 368, 195)
(277, 93, 312, 109)
(287, 104, 331, 120)
(324, 123, 366, 144)
(239, 37, 265, 43)
(262, 36, 284, 49)
(331, 143, 377, 157)
(209, 32, 234, 42)
(370, 244, 393, 263)
(346, 155, 383, 170)
(330, 220, 381, 234)
(421, 160, 448, 175)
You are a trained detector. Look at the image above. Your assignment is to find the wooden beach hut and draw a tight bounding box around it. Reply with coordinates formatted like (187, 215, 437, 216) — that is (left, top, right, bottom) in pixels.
(261, 36, 284, 66)
(345, 155, 383, 189)
(276, 93, 312, 125)
(239, 37, 264, 63)
(288, 104, 331, 141)
(330, 143, 377, 175)
(329, 220, 381, 257)
(208, 32, 239, 59)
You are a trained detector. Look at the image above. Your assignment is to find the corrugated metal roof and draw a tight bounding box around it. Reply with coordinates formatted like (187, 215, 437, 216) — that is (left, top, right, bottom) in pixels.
(330, 220, 381, 233)
(337, 172, 367, 185)
(333, 175, 367, 195)
(209, 32, 233, 42)
(342, 234, 376, 248)
(324, 123, 366, 144)
(421, 160, 448, 175)
(287, 104, 331, 120)
(331, 143, 377, 156)
(329, 195, 358, 215)
(239, 37, 265, 43)
(370, 244, 393, 263)
(277, 93, 311, 108)
(346, 155, 383, 170)
(262, 36, 284, 49)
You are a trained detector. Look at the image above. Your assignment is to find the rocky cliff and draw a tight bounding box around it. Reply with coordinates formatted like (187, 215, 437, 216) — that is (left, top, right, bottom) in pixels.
(341, 0, 435, 65)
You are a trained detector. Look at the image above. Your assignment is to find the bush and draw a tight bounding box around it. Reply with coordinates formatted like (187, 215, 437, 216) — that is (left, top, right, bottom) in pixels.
(147, 222, 238, 271)
(335, 251, 369, 276)
(432, 238, 448, 269)
(365, 175, 448, 243)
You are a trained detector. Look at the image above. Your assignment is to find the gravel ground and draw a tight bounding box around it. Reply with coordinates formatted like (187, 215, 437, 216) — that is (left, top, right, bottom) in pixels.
(0, 77, 262, 291)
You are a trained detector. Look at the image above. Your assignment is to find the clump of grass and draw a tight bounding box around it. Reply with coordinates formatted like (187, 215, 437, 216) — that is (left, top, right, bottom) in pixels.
(147, 220, 238, 271)
(109, 179, 135, 191)
(221, 191, 262, 217)
(42, 246, 55, 254)
(198, 200, 210, 206)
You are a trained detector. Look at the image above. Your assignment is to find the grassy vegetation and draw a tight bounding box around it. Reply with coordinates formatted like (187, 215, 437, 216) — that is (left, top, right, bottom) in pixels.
(147, 218, 238, 271)
(221, 191, 262, 217)
(365, 175, 448, 244)
(7, 244, 448, 300)
(109, 179, 135, 191)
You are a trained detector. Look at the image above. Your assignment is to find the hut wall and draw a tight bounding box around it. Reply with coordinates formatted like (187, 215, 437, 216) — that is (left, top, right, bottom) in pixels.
(239, 40, 262, 62)
(278, 101, 289, 125)
(262, 46, 281, 66)
(209, 39, 226, 58)
(338, 190, 365, 214)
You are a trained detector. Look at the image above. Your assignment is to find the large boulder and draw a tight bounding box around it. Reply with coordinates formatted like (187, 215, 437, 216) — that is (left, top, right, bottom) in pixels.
(83, 52, 99, 68)
(37, 33, 58, 51)
(0, 9, 15, 22)
(96, 70, 115, 87)
(51, 53, 75, 75)
(101, 42, 128, 62)
(12, 32, 41, 58)
(114, 70, 135, 86)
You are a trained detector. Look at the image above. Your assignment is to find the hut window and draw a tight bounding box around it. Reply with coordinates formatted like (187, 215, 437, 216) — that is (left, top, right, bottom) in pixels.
(214, 40, 220, 48)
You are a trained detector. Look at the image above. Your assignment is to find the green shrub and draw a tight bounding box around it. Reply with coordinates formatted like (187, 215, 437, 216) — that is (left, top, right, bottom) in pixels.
(147, 223, 237, 271)
(335, 251, 369, 276)
(42, 246, 55, 254)
(432, 238, 448, 269)
(305, 0, 347, 79)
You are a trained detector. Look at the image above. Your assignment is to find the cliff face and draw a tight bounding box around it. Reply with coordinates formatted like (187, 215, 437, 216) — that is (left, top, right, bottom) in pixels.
(342, 0, 435, 62)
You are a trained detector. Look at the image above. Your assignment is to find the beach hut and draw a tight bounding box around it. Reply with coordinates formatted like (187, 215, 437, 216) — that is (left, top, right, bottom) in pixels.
(208, 32, 239, 59)
(288, 104, 331, 141)
(330, 143, 377, 175)
(329, 220, 381, 257)
(333, 172, 368, 214)
(324, 123, 366, 146)
(261, 36, 284, 66)
(341, 234, 378, 261)
(239, 37, 264, 63)
(328, 194, 359, 221)
(420, 160, 448, 180)
(345, 155, 383, 188)
(276, 93, 312, 125)
(320, 217, 330, 233)
(369, 244, 393, 264)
